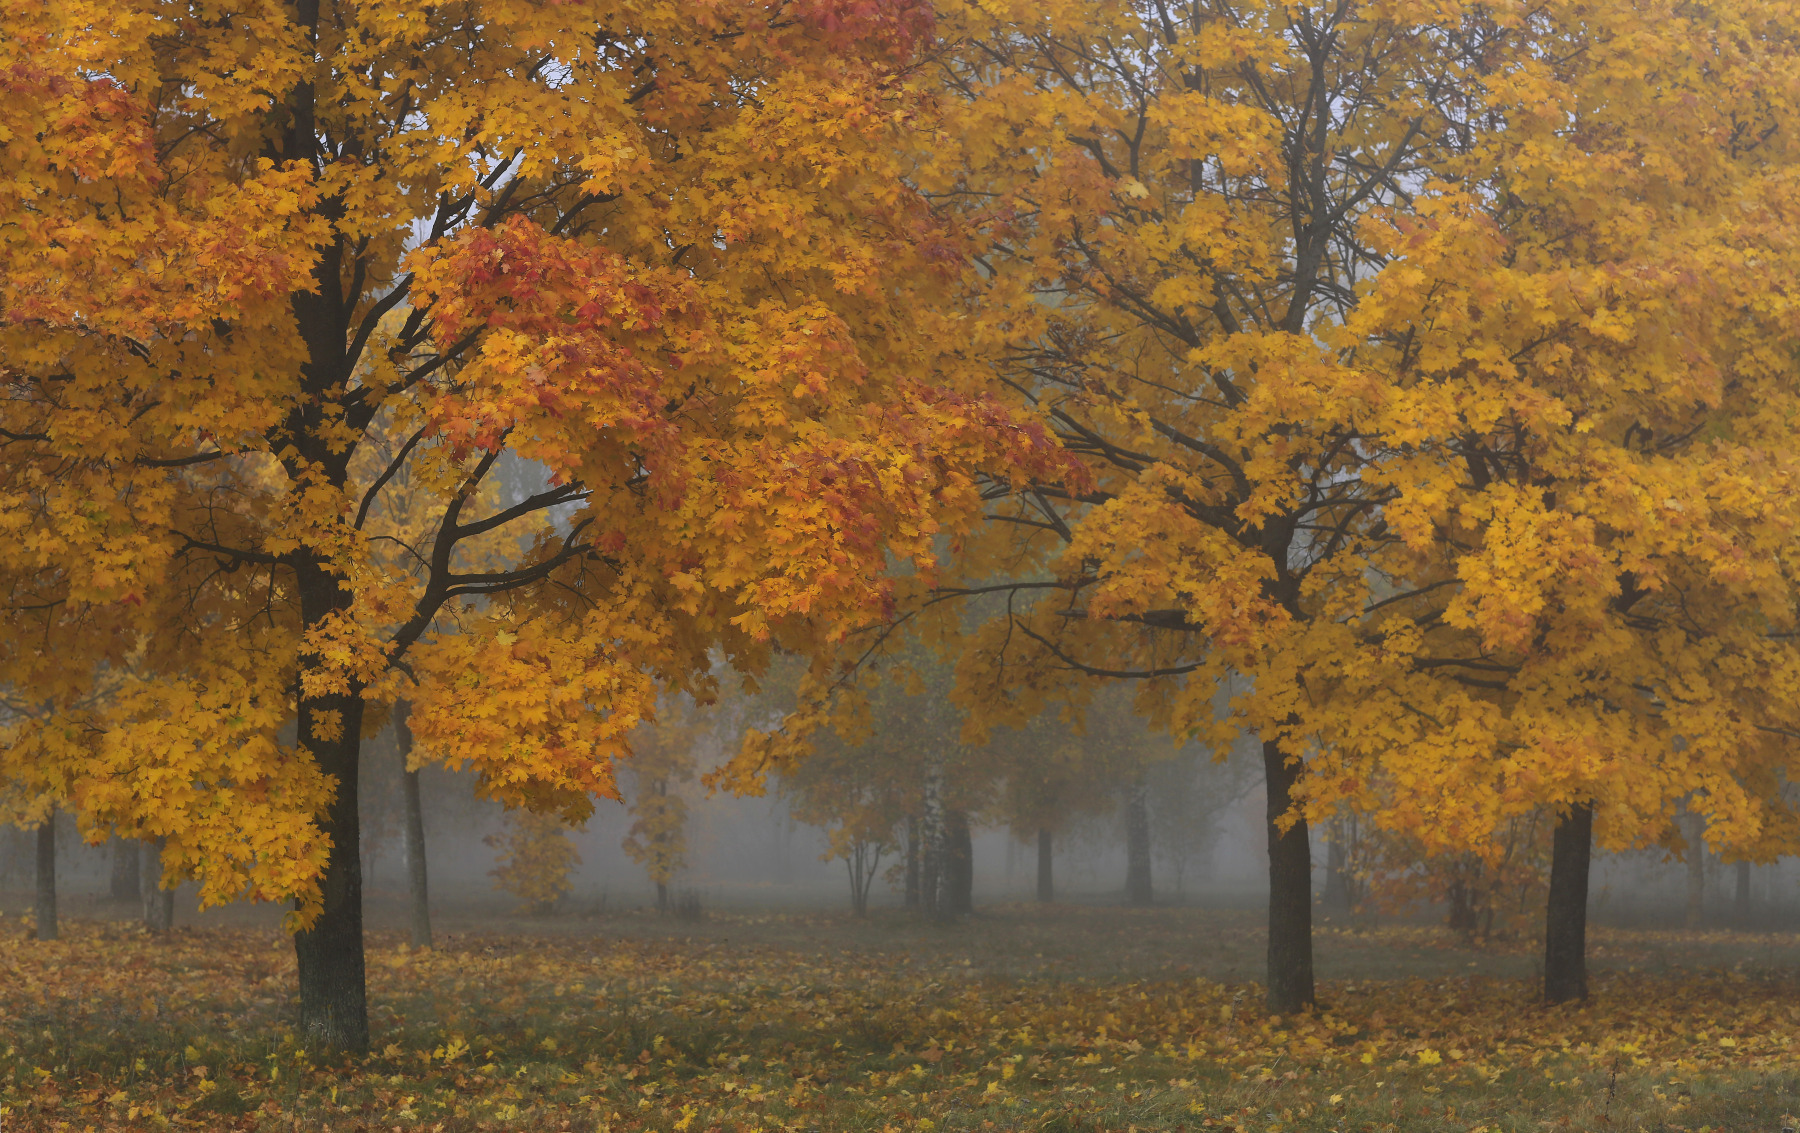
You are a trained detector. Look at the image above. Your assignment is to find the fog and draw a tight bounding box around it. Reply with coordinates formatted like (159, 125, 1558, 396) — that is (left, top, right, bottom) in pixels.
(5, 719, 1798, 934)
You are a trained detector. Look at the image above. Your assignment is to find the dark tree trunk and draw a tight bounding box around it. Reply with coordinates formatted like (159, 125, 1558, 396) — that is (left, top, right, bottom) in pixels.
(1543, 802, 1592, 1005)
(393, 702, 432, 949)
(1684, 810, 1706, 928)
(109, 835, 141, 902)
(847, 840, 881, 917)
(1446, 878, 1477, 942)
(1262, 739, 1313, 1014)
(945, 810, 973, 916)
(1036, 827, 1054, 903)
(34, 811, 56, 942)
(847, 857, 866, 917)
(903, 815, 921, 910)
(656, 880, 669, 914)
(291, 563, 370, 1053)
(1734, 859, 1752, 927)
(140, 837, 174, 933)
(1124, 780, 1152, 906)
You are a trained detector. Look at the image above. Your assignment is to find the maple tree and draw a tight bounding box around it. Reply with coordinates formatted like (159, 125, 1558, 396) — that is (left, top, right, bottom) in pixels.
(913, 0, 1800, 1013)
(777, 714, 911, 916)
(984, 710, 1102, 904)
(0, 0, 1061, 1050)
(621, 699, 709, 912)
(1292, 0, 1800, 1001)
(486, 809, 581, 916)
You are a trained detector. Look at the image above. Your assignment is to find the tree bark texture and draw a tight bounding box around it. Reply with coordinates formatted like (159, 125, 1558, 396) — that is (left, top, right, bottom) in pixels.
(110, 835, 141, 902)
(394, 702, 433, 949)
(35, 811, 56, 942)
(1262, 739, 1314, 1014)
(944, 810, 973, 917)
(1124, 780, 1153, 906)
(1036, 827, 1054, 903)
(140, 837, 174, 933)
(1543, 803, 1593, 1005)
(291, 563, 371, 1053)
(1684, 809, 1706, 928)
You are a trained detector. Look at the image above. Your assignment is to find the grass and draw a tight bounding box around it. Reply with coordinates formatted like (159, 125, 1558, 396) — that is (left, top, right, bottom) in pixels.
(0, 903, 1797, 1130)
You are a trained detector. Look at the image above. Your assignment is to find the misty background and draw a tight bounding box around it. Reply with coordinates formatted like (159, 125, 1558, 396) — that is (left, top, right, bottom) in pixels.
(3, 715, 1795, 933)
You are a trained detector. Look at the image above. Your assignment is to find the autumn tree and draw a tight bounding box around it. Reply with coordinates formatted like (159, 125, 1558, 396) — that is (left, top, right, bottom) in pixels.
(0, 0, 1059, 1051)
(1359, 812, 1549, 944)
(622, 699, 713, 912)
(920, 0, 1506, 1011)
(487, 809, 582, 915)
(777, 714, 913, 916)
(920, 0, 1800, 1013)
(1292, 0, 1800, 1002)
(985, 711, 1098, 903)
(763, 630, 1004, 918)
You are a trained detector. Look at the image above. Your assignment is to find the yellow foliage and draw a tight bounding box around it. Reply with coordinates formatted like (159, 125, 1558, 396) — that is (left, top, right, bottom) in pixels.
(0, 0, 1061, 954)
(485, 810, 582, 916)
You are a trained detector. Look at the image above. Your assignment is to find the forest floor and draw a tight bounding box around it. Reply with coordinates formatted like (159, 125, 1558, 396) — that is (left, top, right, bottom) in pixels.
(1, 902, 1797, 1131)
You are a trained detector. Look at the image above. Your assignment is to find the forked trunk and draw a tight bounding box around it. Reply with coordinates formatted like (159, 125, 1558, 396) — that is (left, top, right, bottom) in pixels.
(1543, 803, 1592, 1004)
(1124, 780, 1152, 906)
(847, 840, 881, 917)
(109, 835, 141, 902)
(1036, 828, 1053, 903)
(34, 811, 56, 942)
(1262, 739, 1313, 1014)
(140, 837, 174, 933)
(847, 855, 867, 917)
(292, 564, 371, 1053)
(394, 702, 433, 949)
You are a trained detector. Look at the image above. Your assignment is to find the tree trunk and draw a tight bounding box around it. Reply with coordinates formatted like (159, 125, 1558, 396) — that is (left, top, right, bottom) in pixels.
(1543, 802, 1592, 1005)
(1124, 780, 1153, 906)
(1262, 739, 1313, 1014)
(394, 702, 433, 949)
(847, 856, 866, 916)
(847, 840, 880, 917)
(920, 765, 945, 920)
(1684, 810, 1706, 928)
(34, 811, 56, 942)
(903, 815, 921, 910)
(140, 837, 174, 933)
(1036, 827, 1053, 903)
(1446, 877, 1477, 943)
(291, 564, 371, 1053)
(109, 835, 141, 902)
(656, 880, 669, 914)
(1734, 859, 1752, 927)
(945, 810, 973, 916)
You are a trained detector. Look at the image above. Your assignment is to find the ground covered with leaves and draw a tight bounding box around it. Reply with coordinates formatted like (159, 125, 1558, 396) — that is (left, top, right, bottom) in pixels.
(2, 905, 1798, 1131)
